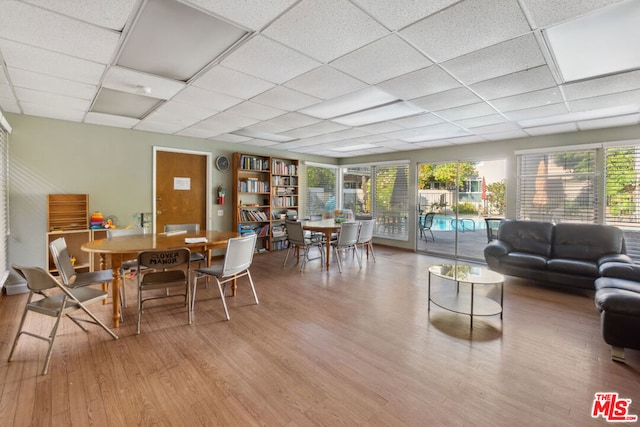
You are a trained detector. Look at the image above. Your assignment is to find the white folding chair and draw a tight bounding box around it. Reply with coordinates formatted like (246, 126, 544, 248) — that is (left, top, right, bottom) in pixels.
(283, 220, 324, 271)
(355, 219, 376, 264)
(192, 234, 258, 320)
(330, 222, 362, 272)
(8, 265, 118, 375)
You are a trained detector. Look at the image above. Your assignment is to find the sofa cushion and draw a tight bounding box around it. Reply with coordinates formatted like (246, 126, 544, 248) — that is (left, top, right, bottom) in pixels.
(547, 258, 599, 277)
(595, 287, 640, 316)
(596, 276, 640, 293)
(552, 223, 625, 261)
(501, 252, 548, 269)
(498, 220, 553, 258)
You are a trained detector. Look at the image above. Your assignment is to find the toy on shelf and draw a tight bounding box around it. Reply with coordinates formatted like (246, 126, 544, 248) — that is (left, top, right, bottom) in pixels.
(90, 211, 104, 229)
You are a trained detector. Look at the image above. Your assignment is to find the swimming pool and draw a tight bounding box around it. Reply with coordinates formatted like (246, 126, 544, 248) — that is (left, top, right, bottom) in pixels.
(430, 215, 487, 232)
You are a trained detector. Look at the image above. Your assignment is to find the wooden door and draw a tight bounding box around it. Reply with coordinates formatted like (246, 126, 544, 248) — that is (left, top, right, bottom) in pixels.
(155, 150, 208, 232)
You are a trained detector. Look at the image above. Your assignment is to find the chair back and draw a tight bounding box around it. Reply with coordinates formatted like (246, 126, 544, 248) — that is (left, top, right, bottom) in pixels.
(222, 233, 257, 278)
(355, 214, 372, 220)
(12, 264, 59, 293)
(164, 223, 199, 233)
(107, 227, 145, 238)
(357, 219, 375, 244)
(309, 214, 322, 221)
(137, 248, 191, 270)
(422, 212, 435, 228)
(285, 220, 306, 246)
(49, 237, 77, 285)
(337, 222, 360, 246)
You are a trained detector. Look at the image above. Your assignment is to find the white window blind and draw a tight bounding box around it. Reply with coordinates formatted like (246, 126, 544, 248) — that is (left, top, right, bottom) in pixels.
(303, 164, 337, 218)
(517, 150, 597, 223)
(342, 166, 371, 215)
(605, 145, 640, 227)
(373, 164, 409, 240)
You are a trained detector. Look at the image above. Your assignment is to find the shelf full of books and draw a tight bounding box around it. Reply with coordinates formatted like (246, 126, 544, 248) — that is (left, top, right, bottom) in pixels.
(233, 152, 299, 253)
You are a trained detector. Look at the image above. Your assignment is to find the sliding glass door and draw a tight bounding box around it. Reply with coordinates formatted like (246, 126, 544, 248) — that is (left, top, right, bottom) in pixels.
(417, 159, 506, 260)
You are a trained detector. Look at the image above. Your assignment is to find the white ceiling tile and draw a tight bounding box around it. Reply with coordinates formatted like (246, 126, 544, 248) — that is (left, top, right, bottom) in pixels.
(184, 111, 258, 136)
(211, 134, 252, 143)
(523, 0, 625, 28)
(172, 86, 242, 111)
(23, 0, 137, 30)
(135, 119, 185, 134)
(282, 121, 349, 139)
(453, 114, 509, 129)
(0, 83, 13, 98)
(577, 114, 640, 131)
(174, 125, 219, 138)
(300, 86, 396, 119)
(221, 35, 320, 84)
(331, 35, 431, 84)
(568, 89, 640, 113)
(14, 87, 92, 111)
(435, 102, 497, 121)
(445, 135, 489, 145)
(148, 100, 218, 126)
(0, 1, 120, 64)
(263, 0, 389, 63)
(411, 87, 483, 112)
(102, 66, 186, 100)
(392, 113, 444, 128)
(0, 90, 20, 113)
(401, 0, 530, 63)
(7, 68, 96, 100)
(84, 112, 139, 128)
(482, 129, 528, 141)
(399, 122, 470, 142)
(504, 103, 569, 121)
(284, 66, 367, 100)
(377, 66, 461, 100)
(468, 122, 521, 135)
(358, 121, 405, 134)
(490, 87, 563, 112)
(470, 65, 557, 100)
(241, 138, 280, 147)
(20, 102, 85, 122)
(185, 0, 298, 30)
(442, 34, 545, 84)
(225, 101, 286, 121)
(351, 0, 458, 30)
(245, 112, 321, 134)
(563, 70, 640, 101)
(193, 66, 274, 99)
(413, 139, 454, 148)
(524, 122, 578, 136)
(0, 39, 106, 85)
(251, 86, 321, 111)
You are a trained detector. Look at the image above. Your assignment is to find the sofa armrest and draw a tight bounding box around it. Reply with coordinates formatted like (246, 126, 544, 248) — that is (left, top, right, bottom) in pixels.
(599, 262, 640, 281)
(598, 254, 633, 267)
(484, 240, 511, 258)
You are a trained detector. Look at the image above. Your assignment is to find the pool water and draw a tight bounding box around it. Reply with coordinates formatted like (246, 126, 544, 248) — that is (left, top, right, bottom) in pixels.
(430, 216, 487, 232)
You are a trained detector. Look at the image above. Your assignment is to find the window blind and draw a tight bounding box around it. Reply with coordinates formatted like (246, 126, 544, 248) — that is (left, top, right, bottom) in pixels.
(373, 164, 409, 240)
(0, 122, 8, 287)
(517, 150, 597, 223)
(303, 164, 337, 218)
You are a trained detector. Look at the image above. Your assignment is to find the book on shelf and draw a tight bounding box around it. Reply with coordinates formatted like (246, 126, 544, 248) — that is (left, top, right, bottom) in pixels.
(239, 209, 269, 222)
(239, 155, 270, 171)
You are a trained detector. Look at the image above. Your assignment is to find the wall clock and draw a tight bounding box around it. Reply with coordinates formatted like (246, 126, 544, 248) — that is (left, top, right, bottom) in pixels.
(215, 155, 230, 171)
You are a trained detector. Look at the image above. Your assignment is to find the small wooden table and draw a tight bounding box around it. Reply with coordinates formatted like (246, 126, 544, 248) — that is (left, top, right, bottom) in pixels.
(302, 219, 343, 269)
(81, 230, 238, 327)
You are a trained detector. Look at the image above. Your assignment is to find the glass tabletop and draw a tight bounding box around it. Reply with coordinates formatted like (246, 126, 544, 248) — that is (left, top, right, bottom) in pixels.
(428, 263, 504, 284)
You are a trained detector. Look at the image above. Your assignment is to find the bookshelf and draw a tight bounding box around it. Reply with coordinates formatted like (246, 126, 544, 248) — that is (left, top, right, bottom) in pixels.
(233, 152, 299, 252)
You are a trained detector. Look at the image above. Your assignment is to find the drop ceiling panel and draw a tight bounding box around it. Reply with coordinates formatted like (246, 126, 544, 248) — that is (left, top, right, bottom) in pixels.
(331, 35, 432, 84)
(377, 66, 461, 100)
(246, 112, 321, 134)
(225, 101, 286, 121)
(470, 65, 557, 100)
(148, 100, 219, 126)
(0, 1, 120, 64)
(15, 87, 92, 111)
(172, 86, 243, 111)
(400, 0, 531, 63)
(490, 87, 564, 111)
(8, 68, 96, 100)
(562, 70, 640, 101)
(20, 102, 86, 122)
(442, 34, 546, 85)
(351, 0, 458, 31)
(524, 122, 578, 136)
(282, 121, 349, 139)
(91, 88, 161, 119)
(578, 114, 640, 131)
(505, 103, 569, 122)
(567, 89, 640, 113)
(136, 119, 186, 134)
(435, 102, 498, 122)
(221, 36, 320, 84)
(411, 87, 483, 112)
(523, 0, 625, 29)
(284, 66, 368, 100)
(0, 40, 106, 85)
(193, 66, 274, 99)
(250, 86, 321, 111)
(453, 114, 509, 129)
(23, 0, 138, 30)
(262, 0, 389, 63)
(84, 112, 140, 128)
(185, 0, 298, 31)
(392, 113, 444, 129)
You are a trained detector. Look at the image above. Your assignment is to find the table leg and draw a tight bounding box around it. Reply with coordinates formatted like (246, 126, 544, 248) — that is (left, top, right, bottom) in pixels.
(110, 254, 122, 328)
(324, 230, 332, 269)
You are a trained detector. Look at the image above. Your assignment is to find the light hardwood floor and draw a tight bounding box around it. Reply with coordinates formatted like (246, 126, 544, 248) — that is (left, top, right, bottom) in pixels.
(1, 246, 639, 426)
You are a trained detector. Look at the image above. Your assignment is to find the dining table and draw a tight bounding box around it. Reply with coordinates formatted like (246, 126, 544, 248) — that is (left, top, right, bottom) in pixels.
(302, 218, 344, 269)
(81, 229, 239, 327)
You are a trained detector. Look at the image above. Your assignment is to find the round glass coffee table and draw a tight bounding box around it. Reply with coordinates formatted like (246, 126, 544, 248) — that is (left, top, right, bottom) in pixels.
(428, 263, 504, 329)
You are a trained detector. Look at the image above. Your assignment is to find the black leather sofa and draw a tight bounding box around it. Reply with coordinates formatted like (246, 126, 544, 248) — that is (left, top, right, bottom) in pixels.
(595, 262, 640, 362)
(484, 220, 632, 290)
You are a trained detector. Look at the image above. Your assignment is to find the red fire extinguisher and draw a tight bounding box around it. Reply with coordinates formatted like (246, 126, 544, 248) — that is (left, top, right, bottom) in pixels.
(217, 186, 225, 205)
